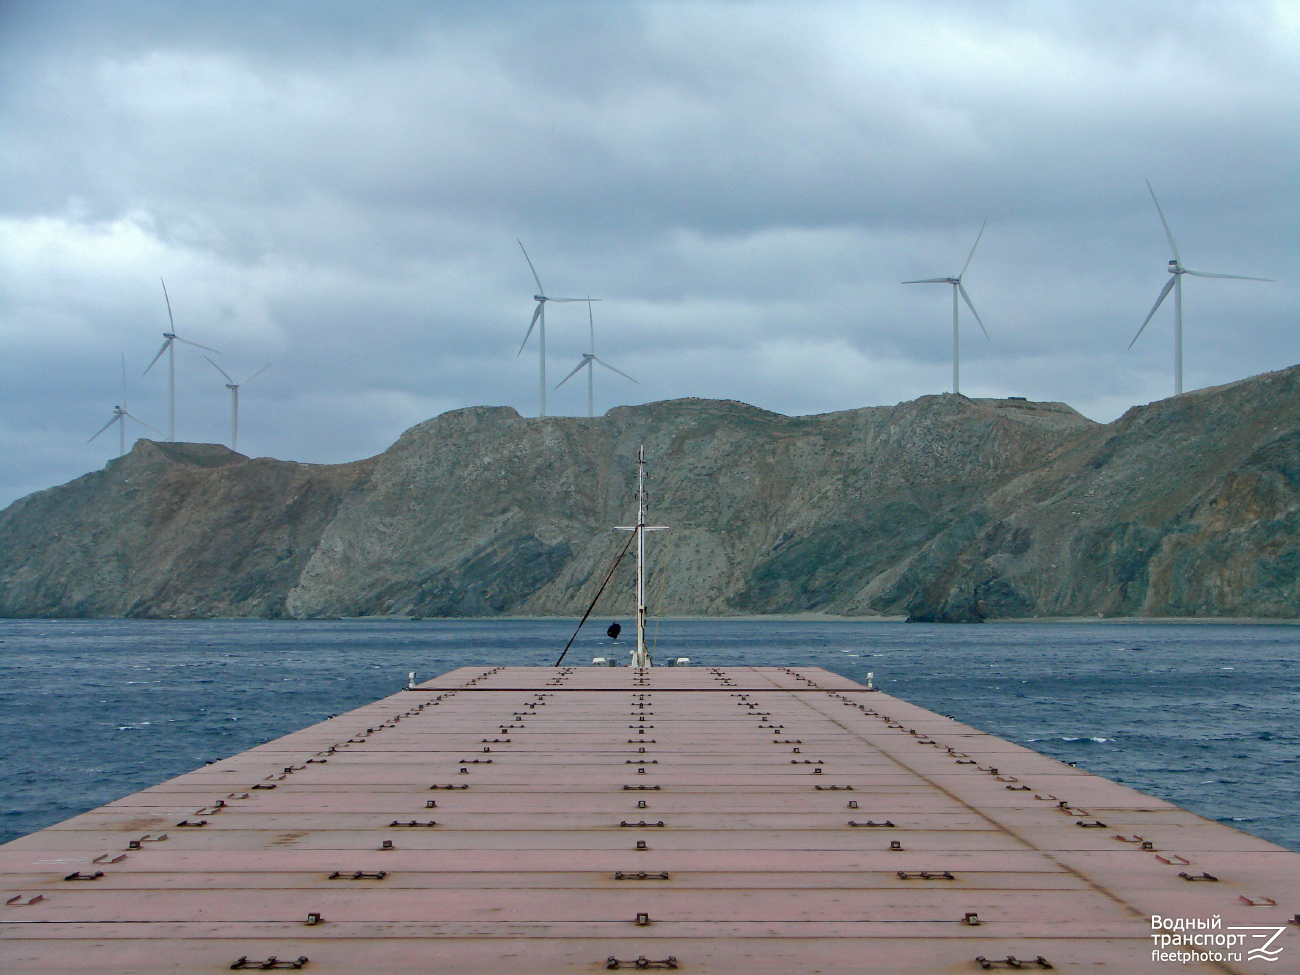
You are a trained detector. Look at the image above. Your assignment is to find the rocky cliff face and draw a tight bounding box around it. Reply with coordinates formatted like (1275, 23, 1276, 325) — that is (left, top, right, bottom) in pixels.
(4, 367, 1300, 620)
(280, 393, 1093, 620)
(0, 443, 373, 618)
(899, 367, 1300, 621)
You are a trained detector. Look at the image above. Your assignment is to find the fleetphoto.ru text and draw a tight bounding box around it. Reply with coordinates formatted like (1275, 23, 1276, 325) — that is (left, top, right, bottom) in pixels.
(1151, 914, 1287, 965)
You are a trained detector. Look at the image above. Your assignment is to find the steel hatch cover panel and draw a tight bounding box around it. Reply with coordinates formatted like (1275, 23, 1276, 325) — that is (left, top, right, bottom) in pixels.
(0, 666, 1292, 974)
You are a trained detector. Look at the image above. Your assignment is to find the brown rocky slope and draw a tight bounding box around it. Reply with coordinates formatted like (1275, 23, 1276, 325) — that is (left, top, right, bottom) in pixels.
(2, 366, 1299, 620)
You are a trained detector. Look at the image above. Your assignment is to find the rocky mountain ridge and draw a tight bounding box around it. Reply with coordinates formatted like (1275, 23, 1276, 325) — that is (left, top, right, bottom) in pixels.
(3, 365, 1299, 620)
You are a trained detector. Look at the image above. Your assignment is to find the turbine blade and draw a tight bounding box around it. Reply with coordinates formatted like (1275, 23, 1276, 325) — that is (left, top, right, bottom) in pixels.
(244, 363, 272, 383)
(124, 413, 162, 435)
(518, 240, 544, 294)
(160, 277, 176, 330)
(143, 338, 171, 375)
(205, 355, 234, 383)
(172, 335, 219, 353)
(88, 415, 119, 442)
(957, 282, 989, 339)
(547, 297, 596, 303)
(1182, 269, 1275, 282)
(1146, 180, 1181, 262)
(593, 356, 638, 382)
(902, 278, 950, 285)
(518, 302, 543, 355)
(554, 359, 590, 388)
(1129, 276, 1176, 348)
(959, 220, 986, 278)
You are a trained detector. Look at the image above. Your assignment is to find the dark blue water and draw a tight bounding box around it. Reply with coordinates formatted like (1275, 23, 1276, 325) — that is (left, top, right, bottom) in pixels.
(0, 619, 1296, 851)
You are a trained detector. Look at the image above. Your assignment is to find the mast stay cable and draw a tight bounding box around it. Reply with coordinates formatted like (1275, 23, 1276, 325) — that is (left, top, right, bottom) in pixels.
(554, 529, 637, 667)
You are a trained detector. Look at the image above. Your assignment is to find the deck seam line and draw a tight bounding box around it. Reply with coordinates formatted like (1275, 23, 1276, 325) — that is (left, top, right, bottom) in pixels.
(787, 687, 1241, 974)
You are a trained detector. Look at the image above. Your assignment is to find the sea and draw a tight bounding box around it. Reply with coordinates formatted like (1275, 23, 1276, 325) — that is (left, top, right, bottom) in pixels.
(0, 618, 1296, 852)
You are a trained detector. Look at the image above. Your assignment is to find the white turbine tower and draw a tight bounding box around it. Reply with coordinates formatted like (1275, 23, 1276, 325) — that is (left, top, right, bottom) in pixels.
(554, 298, 637, 417)
(1129, 181, 1274, 396)
(205, 357, 270, 452)
(89, 353, 160, 456)
(143, 278, 219, 441)
(903, 221, 991, 395)
(517, 241, 594, 417)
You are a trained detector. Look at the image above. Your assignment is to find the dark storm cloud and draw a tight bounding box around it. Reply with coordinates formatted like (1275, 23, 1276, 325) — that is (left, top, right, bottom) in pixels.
(1, 1, 1296, 507)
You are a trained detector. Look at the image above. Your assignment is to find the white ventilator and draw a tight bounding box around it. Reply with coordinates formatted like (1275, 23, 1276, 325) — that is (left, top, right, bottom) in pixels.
(206, 357, 270, 452)
(903, 222, 991, 395)
(144, 279, 220, 442)
(615, 445, 668, 668)
(89, 353, 162, 455)
(555, 298, 637, 416)
(1129, 181, 1273, 396)
(516, 241, 596, 418)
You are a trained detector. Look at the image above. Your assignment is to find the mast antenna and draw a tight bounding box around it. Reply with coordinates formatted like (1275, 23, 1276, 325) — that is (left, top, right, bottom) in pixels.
(616, 444, 668, 668)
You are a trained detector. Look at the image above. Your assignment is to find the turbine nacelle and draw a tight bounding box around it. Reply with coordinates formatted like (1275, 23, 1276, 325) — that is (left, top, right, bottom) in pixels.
(89, 359, 160, 451)
(1131, 181, 1274, 395)
(553, 300, 636, 416)
(900, 221, 990, 395)
(517, 240, 602, 417)
(205, 356, 269, 451)
(146, 280, 219, 441)
(555, 353, 636, 389)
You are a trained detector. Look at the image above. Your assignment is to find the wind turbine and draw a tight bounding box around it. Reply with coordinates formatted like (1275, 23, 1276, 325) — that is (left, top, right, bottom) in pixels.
(1129, 181, 1274, 396)
(143, 278, 219, 442)
(554, 298, 637, 417)
(205, 357, 270, 452)
(89, 353, 161, 456)
(517, 240, 594, 417)
(903, 221, 990, 395)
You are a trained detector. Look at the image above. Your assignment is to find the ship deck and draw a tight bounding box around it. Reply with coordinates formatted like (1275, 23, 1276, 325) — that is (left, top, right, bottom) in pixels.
(1, 665, 1294, 973)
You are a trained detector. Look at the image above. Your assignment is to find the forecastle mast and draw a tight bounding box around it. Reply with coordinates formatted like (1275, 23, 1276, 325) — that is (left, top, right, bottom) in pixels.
(616, 445, 667, 667)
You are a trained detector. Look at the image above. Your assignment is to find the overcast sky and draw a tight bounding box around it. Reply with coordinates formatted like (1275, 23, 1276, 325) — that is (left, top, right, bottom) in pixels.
(1, 1, 1296, 508)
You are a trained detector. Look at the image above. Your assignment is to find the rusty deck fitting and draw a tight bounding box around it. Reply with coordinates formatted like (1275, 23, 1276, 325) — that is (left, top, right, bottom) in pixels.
(1, 666, 1295, 973)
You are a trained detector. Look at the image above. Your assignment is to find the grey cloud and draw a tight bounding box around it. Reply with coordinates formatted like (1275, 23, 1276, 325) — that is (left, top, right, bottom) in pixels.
(0, 0, 1296, 508)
